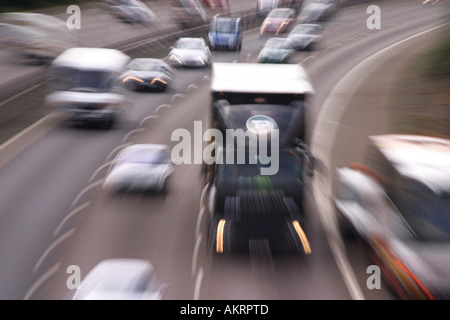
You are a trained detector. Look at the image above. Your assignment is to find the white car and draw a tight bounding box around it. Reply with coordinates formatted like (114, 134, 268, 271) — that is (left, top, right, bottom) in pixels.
(287, 23, 322, 51)
(103, 144, 174, 193)
(168, 37, 212, 68)
(103, 0, 159, 26)
(71, 259, 168, 300)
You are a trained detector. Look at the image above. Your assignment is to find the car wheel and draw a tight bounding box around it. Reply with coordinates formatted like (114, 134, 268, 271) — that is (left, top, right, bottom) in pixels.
(103, 116, 115, 130)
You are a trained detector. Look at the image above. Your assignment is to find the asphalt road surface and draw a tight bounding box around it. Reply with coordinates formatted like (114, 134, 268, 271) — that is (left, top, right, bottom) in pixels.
(0, 0, 447, 300)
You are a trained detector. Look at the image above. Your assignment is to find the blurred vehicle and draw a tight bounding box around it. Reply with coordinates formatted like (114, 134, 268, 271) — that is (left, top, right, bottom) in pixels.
(205, 64, 315, 257)
(257, 37, 295, 63)
(334, 134, 450, 299)
(201, 0, 230, 14)
(168, 37, 212, 68)
(208, 186, 312, 256)
(205, 63, 315, 244)
(257, 0, 281, 17)
(287, 23, 322, 50)
(260, 8, 297, 36)
(120, 58, 174, 92)
(45, 47, 131, 129)
(101, 0, 159, 26)
(103, 144, 174, 193)
(208, 16, 243, 51)
(170, 0, 208, 28)
(298, 0, 338, 23)
(0, 12, 74, 63)
(208, 62, 314, 143)
(71, 259, 168, 300)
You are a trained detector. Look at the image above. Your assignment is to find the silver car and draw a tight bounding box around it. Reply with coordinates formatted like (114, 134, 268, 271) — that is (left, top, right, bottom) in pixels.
(287, 23, 322, 51)
(103, 144, 174, 193)
(71, 259, 168, 300)
(168, 37, 212, 68)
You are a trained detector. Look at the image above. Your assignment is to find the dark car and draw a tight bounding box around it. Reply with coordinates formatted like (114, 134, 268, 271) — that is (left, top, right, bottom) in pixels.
(120, 58, 174, 92)
(334, 134, 450, 300)
(287, 23, 322, 51)
(260, 8, 297, 36)
(257, 37, 295, 63)
(298, 0, 338, 23)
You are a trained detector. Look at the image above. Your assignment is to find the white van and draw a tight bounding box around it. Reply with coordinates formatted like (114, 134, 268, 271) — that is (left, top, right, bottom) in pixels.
(45, 47, 131, 129)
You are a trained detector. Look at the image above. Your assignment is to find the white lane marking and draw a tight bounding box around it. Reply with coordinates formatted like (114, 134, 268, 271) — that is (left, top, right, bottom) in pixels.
(0, 83, 41, 108)
(170, 93, 186, 103)
(106, 143, 132, 161)
(88, 160, 113, 183)
(300, 55, 317, 65)
(155, 104, 171, 113)
(53, 201, 91, 237)
(195, 184, 209, 239)
(23, 263, 60, 300)
(122, 128, 145, 143)
(191, 233, 202, 278)
(311, 22, 449, 300)
(193, 267, 204, 300)
(33, 229, 75, 273)
(70, 179, 104, 209)
(186, 84, 198, 92)
(195, 206, 206, 243)
(139, 114, 159, 127)
(0, 114, 60, 153)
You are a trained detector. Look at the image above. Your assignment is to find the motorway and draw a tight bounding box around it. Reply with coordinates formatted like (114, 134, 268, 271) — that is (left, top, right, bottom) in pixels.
(0, 0, 448, 300)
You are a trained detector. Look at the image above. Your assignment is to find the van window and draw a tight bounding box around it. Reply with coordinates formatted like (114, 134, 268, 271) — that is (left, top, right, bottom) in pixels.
(393, 179, 450, 242)
(47, 67, 116, 93)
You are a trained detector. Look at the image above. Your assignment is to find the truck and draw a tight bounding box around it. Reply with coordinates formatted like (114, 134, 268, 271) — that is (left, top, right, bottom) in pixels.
(204, 62, 315, 257)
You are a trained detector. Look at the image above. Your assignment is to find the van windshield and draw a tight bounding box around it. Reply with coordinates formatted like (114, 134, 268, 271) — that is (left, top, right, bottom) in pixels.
(48, 66, 115, 93)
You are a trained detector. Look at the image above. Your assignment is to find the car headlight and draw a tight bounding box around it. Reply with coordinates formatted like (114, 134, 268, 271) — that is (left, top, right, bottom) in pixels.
(122, 76, 144, 83)
(169, 54, 182, 64)
(197, 55, 206, 65)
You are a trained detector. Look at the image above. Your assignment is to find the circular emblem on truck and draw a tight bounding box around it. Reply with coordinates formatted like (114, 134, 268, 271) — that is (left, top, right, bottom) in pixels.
(246, 115, 278, 134)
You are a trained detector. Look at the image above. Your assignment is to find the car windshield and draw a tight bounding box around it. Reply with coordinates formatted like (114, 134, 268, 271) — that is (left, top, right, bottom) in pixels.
(259, 0, 278, 10)
(118, 148, 168, 165)
(264, 38, 291, 49)
(267, 10, 290, 18)
(174, 39, 203, 49)
(291, 25, 320, 35)
(128, 60, 166, 72)
(210, 19, 236, 33)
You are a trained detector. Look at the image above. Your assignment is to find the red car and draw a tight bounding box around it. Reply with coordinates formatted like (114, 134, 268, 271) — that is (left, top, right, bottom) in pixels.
(260, 8, 297, 36)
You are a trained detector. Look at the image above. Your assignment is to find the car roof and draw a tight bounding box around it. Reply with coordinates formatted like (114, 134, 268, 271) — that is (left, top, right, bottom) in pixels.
(291, 23, 321, 30)
(128, 58, 167, 66)
(51, 47, 131, 72)
(370, 134, 450, 194)
(211, 62, 314, 95)
(73, 259, 159, 299)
